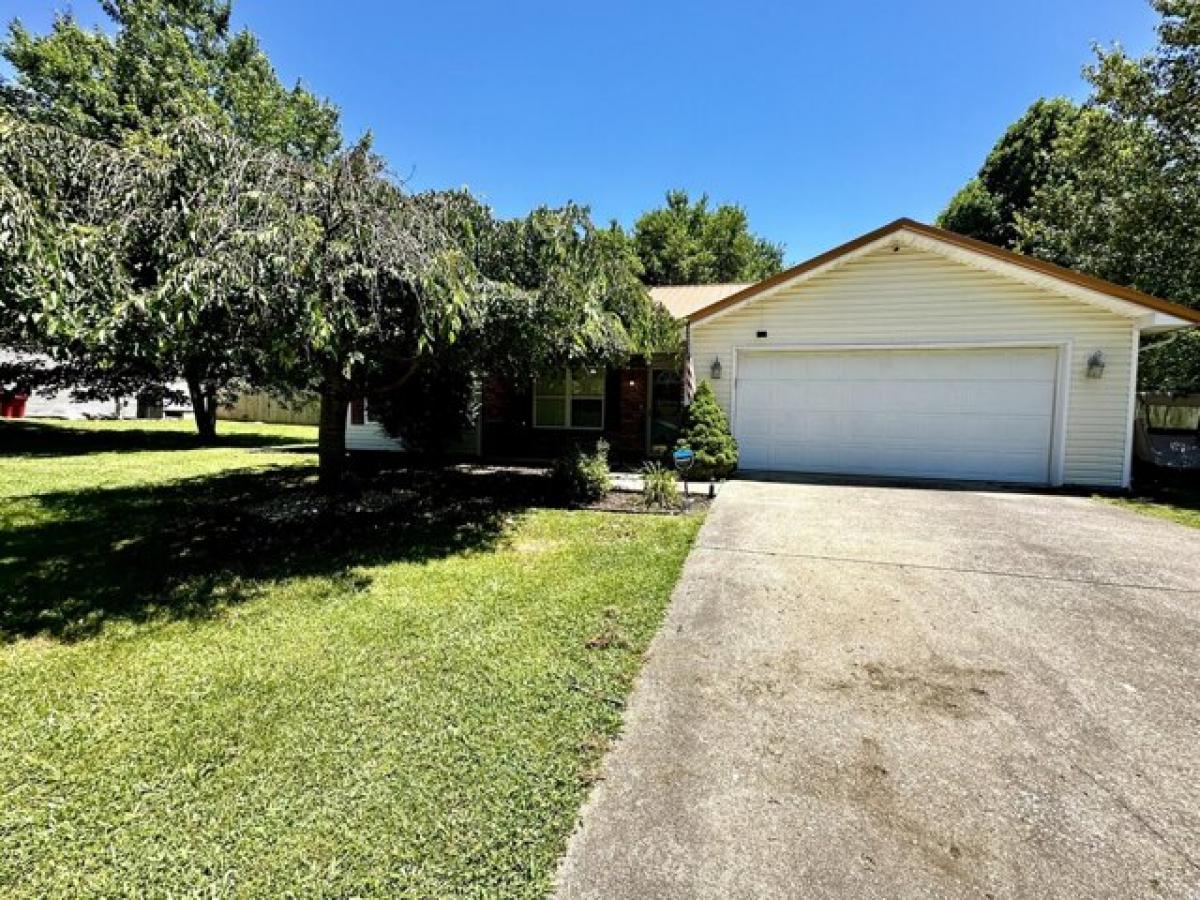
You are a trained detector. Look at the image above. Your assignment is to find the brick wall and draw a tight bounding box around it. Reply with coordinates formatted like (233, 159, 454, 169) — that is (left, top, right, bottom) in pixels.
(479, 366, 651, 463)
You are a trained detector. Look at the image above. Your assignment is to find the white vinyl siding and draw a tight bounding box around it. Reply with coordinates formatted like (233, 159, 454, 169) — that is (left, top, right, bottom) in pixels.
(345, 422, 403, 452)
(345, 406, 404, 452)
(690, 245, 1136, 487)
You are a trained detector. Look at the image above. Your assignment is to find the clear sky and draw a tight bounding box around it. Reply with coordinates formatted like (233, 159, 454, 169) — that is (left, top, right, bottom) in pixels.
(4, 1, 1160, 263)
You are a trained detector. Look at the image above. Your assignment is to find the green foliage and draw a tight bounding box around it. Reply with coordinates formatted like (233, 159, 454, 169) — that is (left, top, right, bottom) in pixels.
(640, 461, 681, 510)
(0, 3, 673, 470)
(631, 189, 783, 286)
(358, 195, 675, 472)
(938, 99, 1083, 248)
(2, 0, 340, 160)
(0, 114, 314, 438)
(678, 381, 737, 480)
(1, 0, 342, 438)
(0, 418, 701, 896)
(551, 439, 611, 503)
(428, 192, 674, 372)
(938, 3, 1200, 391)
(1017, 109, 1196, 301)
(368, 354, 479, 459)
(1141, 330, 1200, 393)
(938, 177, 1006, 247)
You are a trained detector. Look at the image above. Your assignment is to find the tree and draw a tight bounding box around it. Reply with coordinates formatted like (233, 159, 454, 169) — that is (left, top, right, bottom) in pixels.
(631, 189, 783, 285)
(369, 195, 679, 460)
(1023, 2, 1200, 390)
(0, 113, 313, 439)
(937, 2, 1200, 390)
(937, 98, 1083, 248)
(134, 120, 314, 439)
(678, 381, 737, 480)
(1, 0, 341, 437)
(277, 142, 477, 487)
(0, 115, 150, 387)
(936, 178, 1005, 247)
(3, 1, 339, 161)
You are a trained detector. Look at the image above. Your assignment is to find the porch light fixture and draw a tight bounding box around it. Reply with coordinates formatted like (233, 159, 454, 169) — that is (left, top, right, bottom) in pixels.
(1086, 350, 1106, 378)
(711, 357, 723, 380)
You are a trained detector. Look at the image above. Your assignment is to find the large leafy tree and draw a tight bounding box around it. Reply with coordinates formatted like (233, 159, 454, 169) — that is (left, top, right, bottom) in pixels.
(0, 114, 310, 438)
(0, 115, 147, 377)
(938, 98, 1083, 248)
(369, 194, 678, 458)
(630, 189, 783, 286)
(3, 1, 339, 160)
(1, 0, 341, 436)
(282, 144, 477, 486)
(0, 114, 478, 482)
(937, 1, 1200, 391)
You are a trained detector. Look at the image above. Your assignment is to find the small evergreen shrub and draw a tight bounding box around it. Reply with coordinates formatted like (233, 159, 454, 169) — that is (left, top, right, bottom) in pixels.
(640, 462, 681, 510)
(551, 439, 611, 502)
(677, 381, 737, 480)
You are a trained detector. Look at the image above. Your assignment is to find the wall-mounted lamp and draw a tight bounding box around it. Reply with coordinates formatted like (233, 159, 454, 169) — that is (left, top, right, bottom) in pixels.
(711, 357, 723, 380)
(1086, 350, 1106, 379)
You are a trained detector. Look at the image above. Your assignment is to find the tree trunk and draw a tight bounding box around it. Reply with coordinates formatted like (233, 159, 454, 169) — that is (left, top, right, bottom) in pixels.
(318, 388, 349, 491)
(186, 375, 218, 443)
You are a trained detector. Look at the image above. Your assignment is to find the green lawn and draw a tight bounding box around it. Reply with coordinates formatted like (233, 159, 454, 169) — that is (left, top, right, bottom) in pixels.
(1108, 479, 1200, 529)
(0, 418, 701, 898)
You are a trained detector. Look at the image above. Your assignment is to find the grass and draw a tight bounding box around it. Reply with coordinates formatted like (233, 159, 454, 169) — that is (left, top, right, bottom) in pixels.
(1108, 477, 1200, 529)
(0, 418, 701, 898)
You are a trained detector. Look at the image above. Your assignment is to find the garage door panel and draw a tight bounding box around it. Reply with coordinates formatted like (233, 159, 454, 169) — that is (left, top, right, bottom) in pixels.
(734, 348, 1057, 484)
(979, 381, 1057, 415)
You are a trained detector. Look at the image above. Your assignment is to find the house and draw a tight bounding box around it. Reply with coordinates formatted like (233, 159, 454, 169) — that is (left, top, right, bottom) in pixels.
(347, 218, 1199, 488)
(0, 350, 191, 420)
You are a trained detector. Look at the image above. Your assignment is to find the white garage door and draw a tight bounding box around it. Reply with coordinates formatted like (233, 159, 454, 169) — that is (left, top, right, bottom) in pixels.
(734, 347, 1059, 483)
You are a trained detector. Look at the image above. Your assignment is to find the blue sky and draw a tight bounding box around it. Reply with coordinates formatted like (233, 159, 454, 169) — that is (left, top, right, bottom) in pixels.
(5, 1, 1159, 262)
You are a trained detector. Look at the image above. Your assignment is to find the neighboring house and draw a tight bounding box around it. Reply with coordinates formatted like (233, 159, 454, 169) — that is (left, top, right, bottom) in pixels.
(348, 218, 1200, 488)
(0, 350, 190, 420)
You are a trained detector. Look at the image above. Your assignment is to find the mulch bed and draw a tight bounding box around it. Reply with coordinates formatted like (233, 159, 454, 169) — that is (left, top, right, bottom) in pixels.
(583, 491, 712, 516)
(249, 465, 711, 524)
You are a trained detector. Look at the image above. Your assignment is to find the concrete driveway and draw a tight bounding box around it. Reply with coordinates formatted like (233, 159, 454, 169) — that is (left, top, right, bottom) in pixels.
(557, 479, 1200, 899)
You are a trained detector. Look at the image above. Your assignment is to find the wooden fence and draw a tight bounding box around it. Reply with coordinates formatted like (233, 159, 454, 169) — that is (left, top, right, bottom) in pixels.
(218, 392, 321, 426)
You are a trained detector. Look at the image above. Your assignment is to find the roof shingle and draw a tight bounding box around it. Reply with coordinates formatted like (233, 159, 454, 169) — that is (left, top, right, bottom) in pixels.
(649, 283, 753, 320)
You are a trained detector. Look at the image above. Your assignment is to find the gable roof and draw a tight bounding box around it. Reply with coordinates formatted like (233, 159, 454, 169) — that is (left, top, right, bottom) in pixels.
(685, 218, 1200, 326)
(649, 283, 752, 319)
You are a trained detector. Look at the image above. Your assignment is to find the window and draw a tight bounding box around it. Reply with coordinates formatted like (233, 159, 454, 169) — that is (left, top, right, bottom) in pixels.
(533, 368, 605, 429)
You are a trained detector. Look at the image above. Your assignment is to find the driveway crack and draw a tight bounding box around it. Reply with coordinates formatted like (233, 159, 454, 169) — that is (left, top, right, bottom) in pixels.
(693, 544, 1200, 594)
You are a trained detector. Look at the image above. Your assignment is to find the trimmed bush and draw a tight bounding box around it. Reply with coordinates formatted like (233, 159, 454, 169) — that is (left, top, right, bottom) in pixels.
(677, 381, 737, 480)
(640, 462, 681, 510)
(551, 439, 611, 502)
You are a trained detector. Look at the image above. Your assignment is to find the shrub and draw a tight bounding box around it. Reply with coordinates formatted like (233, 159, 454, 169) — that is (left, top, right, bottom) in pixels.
(551, 439, 611, 502)
(677, 381, 737, 480)
(640, 462, 681, 510)
(370, 355, 478, 461)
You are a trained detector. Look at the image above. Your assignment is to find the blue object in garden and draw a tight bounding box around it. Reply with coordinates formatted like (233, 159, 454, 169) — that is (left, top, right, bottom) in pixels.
(673, 447, 695, 502)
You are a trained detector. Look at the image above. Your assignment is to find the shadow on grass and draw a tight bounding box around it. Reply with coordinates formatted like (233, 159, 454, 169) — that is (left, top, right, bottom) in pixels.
(0, 419, 312, 457)
(1130, 466, 1200, 514)
(1, 463, 554, 642)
